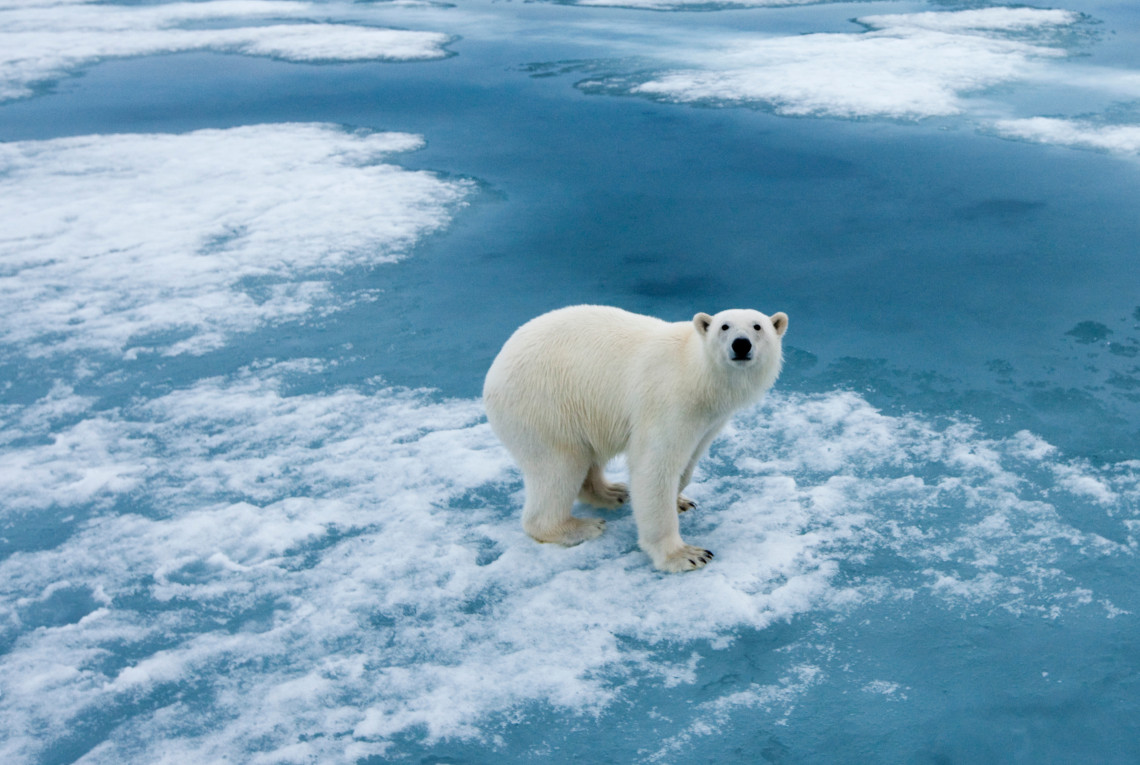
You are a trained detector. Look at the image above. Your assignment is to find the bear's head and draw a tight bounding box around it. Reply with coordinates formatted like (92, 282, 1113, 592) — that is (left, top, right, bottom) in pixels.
(693, 309, 788, 375)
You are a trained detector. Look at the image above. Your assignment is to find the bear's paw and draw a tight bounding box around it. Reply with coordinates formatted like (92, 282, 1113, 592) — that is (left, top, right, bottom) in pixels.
(659, 545, 714, 573)
(531, 516, 607, 547)
(579, 480, 629, 510)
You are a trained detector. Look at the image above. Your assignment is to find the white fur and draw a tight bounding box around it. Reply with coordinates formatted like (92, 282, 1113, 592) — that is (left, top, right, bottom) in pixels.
(483, 305, 788, 572)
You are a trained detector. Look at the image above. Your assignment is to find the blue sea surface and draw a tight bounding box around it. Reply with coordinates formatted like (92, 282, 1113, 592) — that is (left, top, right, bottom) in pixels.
(1, 0, 1138, 762)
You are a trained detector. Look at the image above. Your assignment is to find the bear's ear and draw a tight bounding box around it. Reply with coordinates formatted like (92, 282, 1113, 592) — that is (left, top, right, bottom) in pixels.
(693, 313, 714, 335)
(771, 312, 788, 337)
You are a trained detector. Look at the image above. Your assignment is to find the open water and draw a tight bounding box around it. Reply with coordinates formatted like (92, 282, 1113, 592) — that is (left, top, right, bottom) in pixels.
(1, 0, 1138, 762)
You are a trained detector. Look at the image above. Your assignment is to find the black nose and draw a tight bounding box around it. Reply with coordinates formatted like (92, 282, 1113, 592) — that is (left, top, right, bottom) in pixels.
(731, 338, 752, 359)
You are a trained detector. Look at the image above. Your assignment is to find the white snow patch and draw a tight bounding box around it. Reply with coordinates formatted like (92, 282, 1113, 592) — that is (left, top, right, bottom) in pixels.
(619, 8, 1080, 119)
(0, 0, 453, 101)
(0, 124, 472, 358)
(992, 117, 1140, 155)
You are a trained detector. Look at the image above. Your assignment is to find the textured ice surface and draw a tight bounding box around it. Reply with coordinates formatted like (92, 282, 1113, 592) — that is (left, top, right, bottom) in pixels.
(0, 124, 472, 357)
(2, 364, 1135, 762)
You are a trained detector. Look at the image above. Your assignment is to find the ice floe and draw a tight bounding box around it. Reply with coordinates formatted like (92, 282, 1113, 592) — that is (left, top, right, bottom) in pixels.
(613, 8, 1081, 119)
(0, 0, 453, 101)
(993, 117, 1140, 155)
(0, 124, 473, 358)
(0, 364, 1134, 761)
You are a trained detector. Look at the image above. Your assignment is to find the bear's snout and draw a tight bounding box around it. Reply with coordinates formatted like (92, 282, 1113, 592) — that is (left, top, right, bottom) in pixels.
(731, 337, 752, 361)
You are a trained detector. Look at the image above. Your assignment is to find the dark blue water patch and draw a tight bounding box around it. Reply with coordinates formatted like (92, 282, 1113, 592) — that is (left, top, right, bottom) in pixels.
(846, 608, 1138, 765)
(280, 523, 374, 572)
(0, 504, 102, 563)
(456, 580, 511, 616)
(1108, 341, 1139, 358)
(0, 584, 105, 655)
(448, 482, 522, 523)
(36, 681, 217, 765)
(781, 336, 1140, 463)
(201, 225, 250, 255)
(1066, 320, 1113, 345)
(1107, 370, 1140, 391)
(952, 198, 1047, 224)
(17, 584, 103, 631)
(0, 351, 166, 431)
(697, 606, 1136, 765)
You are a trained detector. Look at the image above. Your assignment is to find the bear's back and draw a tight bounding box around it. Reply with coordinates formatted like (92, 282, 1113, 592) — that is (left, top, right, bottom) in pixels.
(519, 304, 666, 355)
(483, 305, 682, 451)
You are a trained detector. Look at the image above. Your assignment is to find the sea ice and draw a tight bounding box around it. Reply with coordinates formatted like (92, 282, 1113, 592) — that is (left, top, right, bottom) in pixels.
(0, 124, 472, 358)
(1, 366, 1133, 762)
(623, 8, 1080, 119)
(0, 0, 454, 101)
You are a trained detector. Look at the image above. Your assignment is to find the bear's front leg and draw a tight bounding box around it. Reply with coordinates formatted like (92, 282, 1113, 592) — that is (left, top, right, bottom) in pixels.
(629, 443, 713, 572)
(674, 418, 727, 515)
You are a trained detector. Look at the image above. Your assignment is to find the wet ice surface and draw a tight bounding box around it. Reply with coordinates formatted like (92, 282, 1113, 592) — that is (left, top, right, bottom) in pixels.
(2, 0, 1139, 762)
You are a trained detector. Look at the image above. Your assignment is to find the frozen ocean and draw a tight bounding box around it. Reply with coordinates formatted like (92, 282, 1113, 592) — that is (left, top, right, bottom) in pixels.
(1, 0, 1139, 761)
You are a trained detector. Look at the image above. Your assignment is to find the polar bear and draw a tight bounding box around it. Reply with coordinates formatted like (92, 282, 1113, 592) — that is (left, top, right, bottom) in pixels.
(483, 305, 787, 572)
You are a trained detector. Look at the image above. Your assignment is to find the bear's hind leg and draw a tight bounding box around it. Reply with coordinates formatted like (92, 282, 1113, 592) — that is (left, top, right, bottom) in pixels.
(578, 463, 629, 509)
(521, 457, 606, 546)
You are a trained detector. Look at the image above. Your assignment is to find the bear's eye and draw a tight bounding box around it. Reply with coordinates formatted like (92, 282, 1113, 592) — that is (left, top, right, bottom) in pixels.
(753, 323, 762, 331)
(721, 323, 730, 331)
